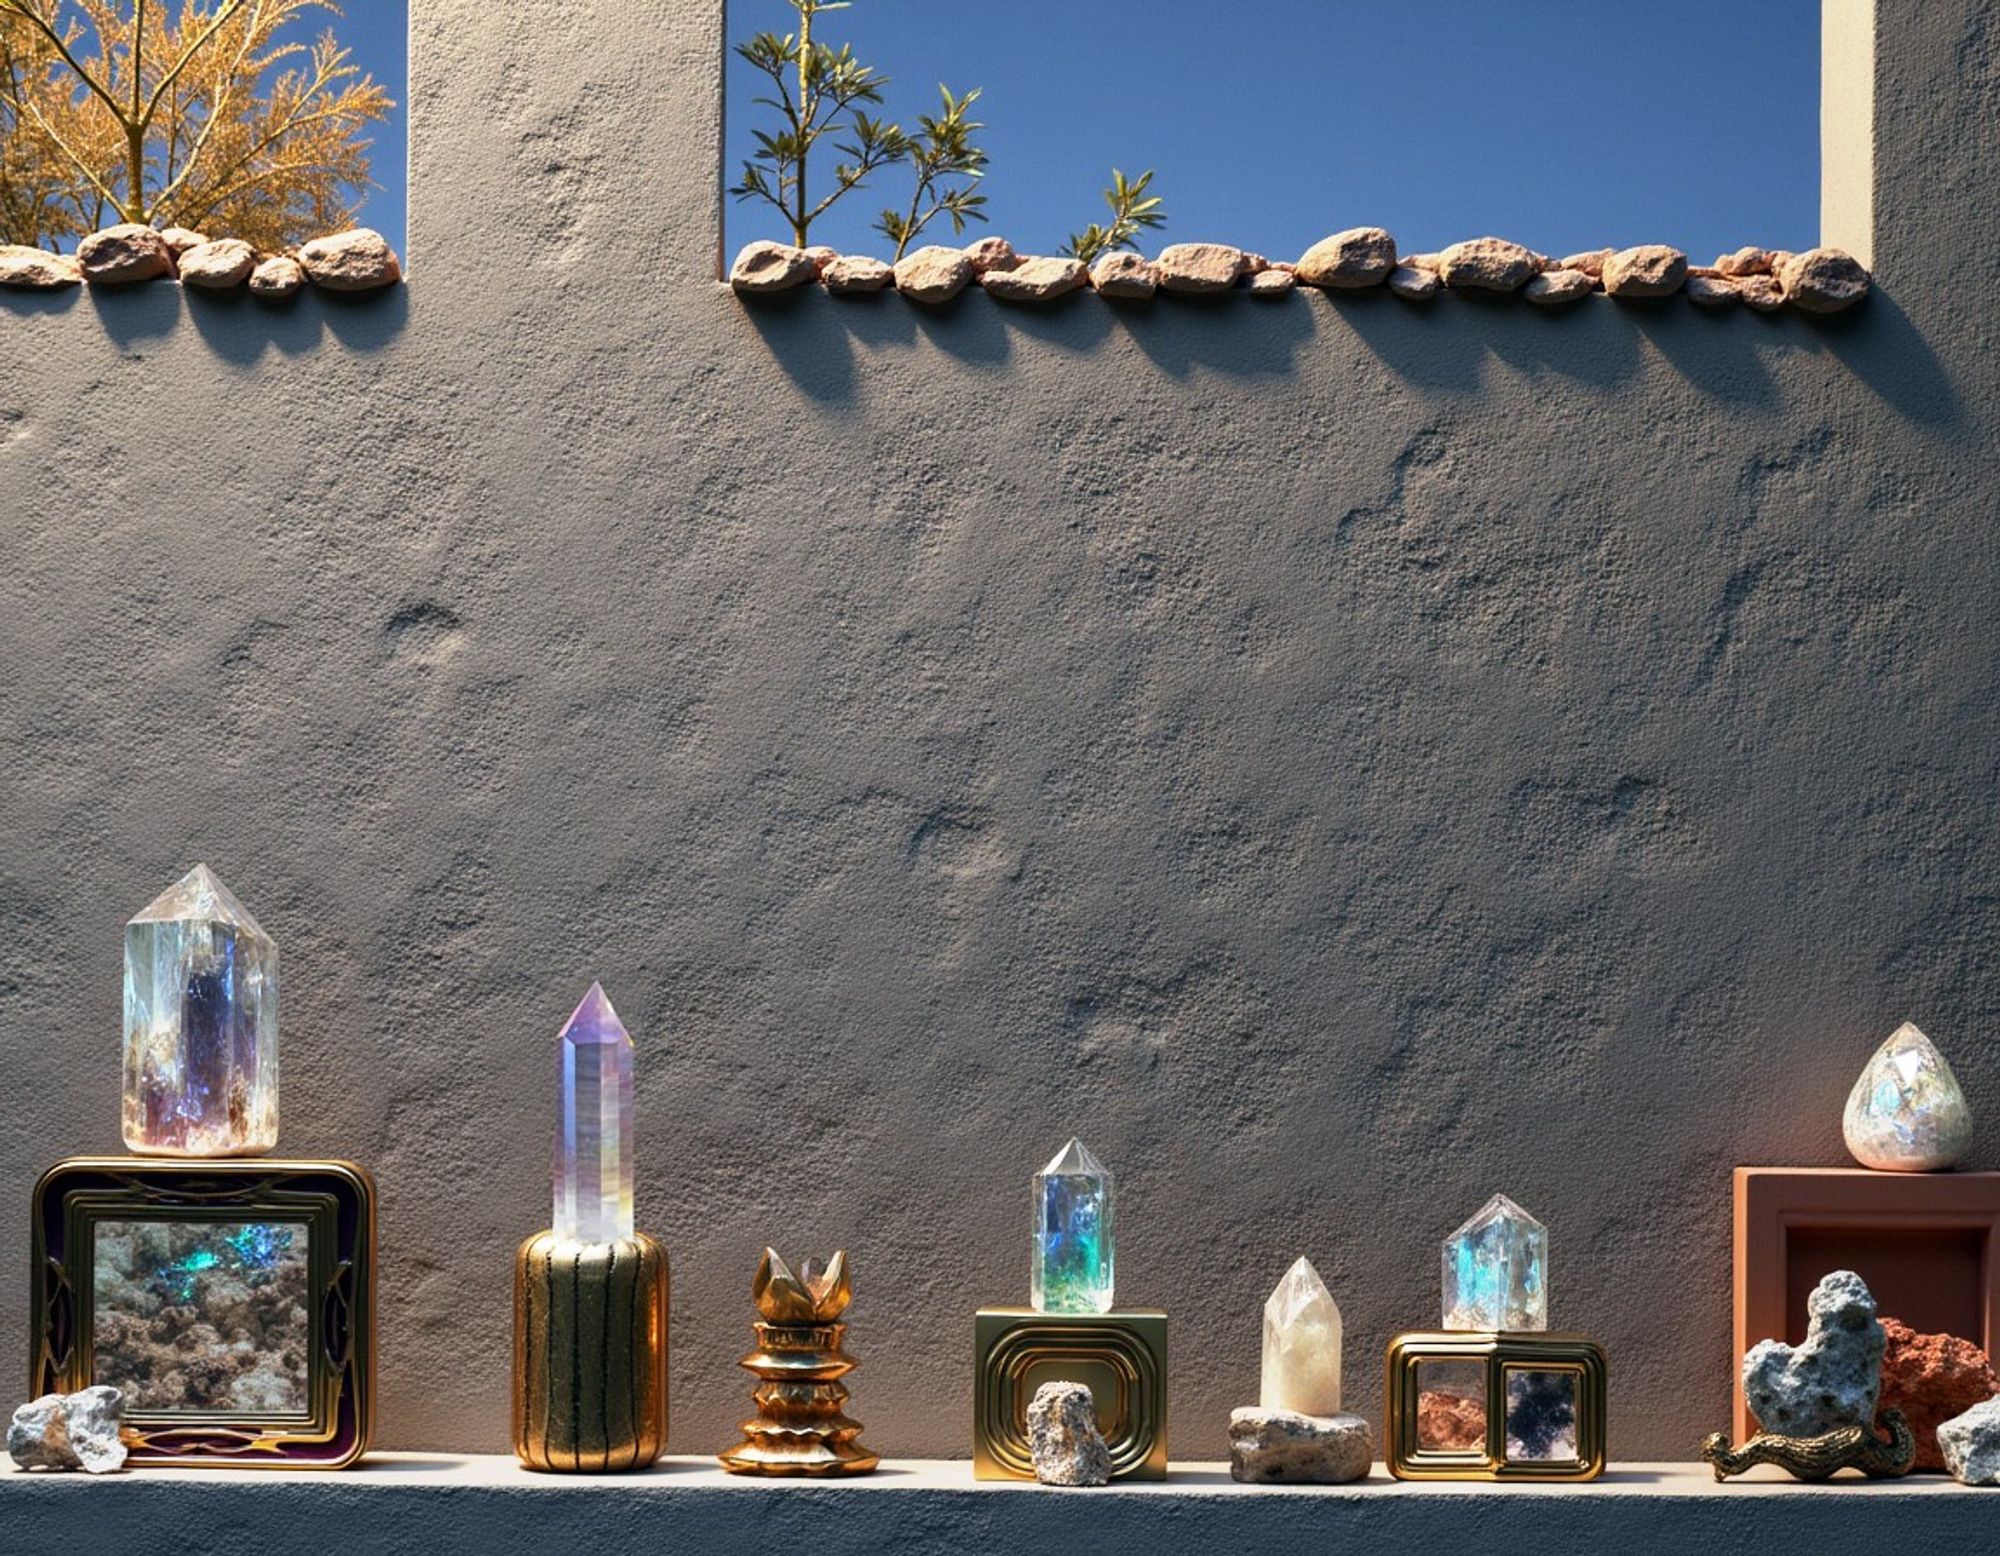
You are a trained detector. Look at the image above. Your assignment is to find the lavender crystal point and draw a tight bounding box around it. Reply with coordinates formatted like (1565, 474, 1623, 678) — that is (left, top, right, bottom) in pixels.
(122, 865, 278, 1157)
(554, 982, 635, 1244)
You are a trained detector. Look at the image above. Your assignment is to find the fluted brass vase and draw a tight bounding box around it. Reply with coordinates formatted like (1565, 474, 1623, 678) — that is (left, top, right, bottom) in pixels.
(513, 1230, 668, 1472)
(718, 1249, 878, 1475)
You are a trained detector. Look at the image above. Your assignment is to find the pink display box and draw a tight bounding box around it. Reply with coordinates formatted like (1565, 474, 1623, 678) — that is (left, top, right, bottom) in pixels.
(1733, 1167, 2000, 1441)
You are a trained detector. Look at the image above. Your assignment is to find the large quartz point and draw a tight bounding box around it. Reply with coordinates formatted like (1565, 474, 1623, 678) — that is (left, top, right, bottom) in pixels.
(554, 982, 635, 1243)
(1032, 1138, 1114, 1314)
(1442, 1193, 1548, 1331)
(1843, 1021, 1973, 1171)
(122, 865, 278, 1157)
(1261, 1256, 1344, 1415)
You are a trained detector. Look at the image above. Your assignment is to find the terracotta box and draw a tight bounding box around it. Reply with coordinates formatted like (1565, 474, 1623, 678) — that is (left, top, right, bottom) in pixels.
(1733, 1168, 2000, 1441)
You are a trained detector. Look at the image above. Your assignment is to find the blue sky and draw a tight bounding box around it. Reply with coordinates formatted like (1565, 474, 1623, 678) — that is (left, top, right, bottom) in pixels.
(326, 0, 406, 257)
(725, 0, 1820, 263)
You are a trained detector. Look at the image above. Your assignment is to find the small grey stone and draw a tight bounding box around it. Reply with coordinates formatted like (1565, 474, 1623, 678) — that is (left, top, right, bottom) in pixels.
(299, 228, 402, 291)
(729, 240, 815, 294)
(1027, 1380, 1112, 1487)
(249, 256, 306, 300)
(1744, 1269, 1885, 1437)
(1602, 245, 1689, 299)
(1090, 251, 1157, 300)
(177, 238, 257, 290)
(1387, 265, 1440, 301)
(1437, 237, 1540, 292)
(1228, 1407, 1372, 1484)
(77, 224, 173, 285)
(894, 244, 975, 304)
(0, 245, 82, 288)
(1296, 227, 1398, 289)
(1524, 268, 1594, 307)
(1938, 1396, 2000, 1485)
(1779, 247, 1870, 314)
(821, 255, 894, 294)
(9, 1386, 127, 1474)
(1686, 275, 1742, 309)
(1155, 242, 1246, 294)
(982, 256, 1088, 304)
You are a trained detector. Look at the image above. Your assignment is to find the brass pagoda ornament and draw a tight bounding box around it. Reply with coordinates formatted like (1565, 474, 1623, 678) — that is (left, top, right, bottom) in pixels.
(718, 1248, 878, 1476)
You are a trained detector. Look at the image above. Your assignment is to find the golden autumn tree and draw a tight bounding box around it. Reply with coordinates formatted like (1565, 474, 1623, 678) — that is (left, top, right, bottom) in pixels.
(0, 0, 392, 250)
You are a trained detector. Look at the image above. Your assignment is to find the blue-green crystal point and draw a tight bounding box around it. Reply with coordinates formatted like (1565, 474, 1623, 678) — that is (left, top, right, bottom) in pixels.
(1031, 1137, 1114, 1314)
(1442, 1193, 1548, 1331)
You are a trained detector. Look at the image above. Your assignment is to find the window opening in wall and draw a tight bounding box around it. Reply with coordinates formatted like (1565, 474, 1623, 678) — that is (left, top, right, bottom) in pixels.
(725, 0, 1818, 265)
(0, 0, 408, 261)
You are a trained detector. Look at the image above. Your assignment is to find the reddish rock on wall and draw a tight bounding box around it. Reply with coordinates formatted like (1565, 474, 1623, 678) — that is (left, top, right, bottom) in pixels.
(1878, 1317, 2000, 1471)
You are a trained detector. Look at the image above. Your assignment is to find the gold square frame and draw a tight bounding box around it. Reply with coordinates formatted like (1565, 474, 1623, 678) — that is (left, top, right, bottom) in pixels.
(31, 1156, 376, 1469)
(973, 1307, 1167, 1480)
(1385, 1331, 1606, 1481)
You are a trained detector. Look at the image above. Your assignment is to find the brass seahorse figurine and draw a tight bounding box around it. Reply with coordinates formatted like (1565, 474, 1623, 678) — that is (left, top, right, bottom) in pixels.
(1699, 1409, 1916, 1482)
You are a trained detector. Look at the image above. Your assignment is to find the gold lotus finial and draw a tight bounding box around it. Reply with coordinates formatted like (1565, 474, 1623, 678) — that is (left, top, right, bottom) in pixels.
(753, 1248, 851, 1322)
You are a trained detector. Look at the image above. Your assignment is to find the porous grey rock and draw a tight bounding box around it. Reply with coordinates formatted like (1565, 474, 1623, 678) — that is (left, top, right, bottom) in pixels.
(1602, 245, 1689, 299)
(1027, 1381, 1112, 1487)
(1524, 268, 1594, 307)
(728, 240, 815, 294)
(0, 245, 82, 288)
(1246, 268, 1295, 296)
(1938, 1396, 2000, 1486)
(249, 255, 306, 300)
(8, 1386, 126, 1473)
(299, 228, 402, 291)
(1744, 1270, 1885, 1437)
(77, 224, 173, 285)
(1295, 227, 1398, 290)
(1437, 237, 1540, 292)
(1778, 247, 1871, 314)
(157, 226, 208, 258)
(1560, 249, 1613, 279)
(1686, 275, 1742, 309)
(176, 238, 257, 290)
(981, 256, 1087, 304)
(1155, 242, 1246, 294)
(1228, 1407, 1372, 1483)
(1089, 251, 1156, 299)
(1738, 274, 1786, 312)
(1716, 246, 1774, 277)
(1387, 264, 1440, 301)
(821, 255, 894, 294)
(962, 236, 1020, 274)
(893, 244, 974, 305)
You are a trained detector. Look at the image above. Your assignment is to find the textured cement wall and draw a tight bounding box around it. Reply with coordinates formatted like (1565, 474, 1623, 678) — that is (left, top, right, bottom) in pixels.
(1, 1, 1995, 1464)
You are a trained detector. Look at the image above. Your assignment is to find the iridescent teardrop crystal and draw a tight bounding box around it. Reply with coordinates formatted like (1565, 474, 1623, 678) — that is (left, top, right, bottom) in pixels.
(1843, 1021, 1972, 1172)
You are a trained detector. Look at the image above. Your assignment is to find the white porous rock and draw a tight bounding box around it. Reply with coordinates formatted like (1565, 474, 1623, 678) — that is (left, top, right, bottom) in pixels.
(1246, 268, 1295, 296)
(1228, 1408, 1373, 1484)
(821, 255, 894, 294)
(1559, 249, 1613, 280)
(1738, 275, 1785, 312)
(1779, 247, 1871, 314)
(1524, 268, 1594, 307)
(1937, 1396, 2000, 1485)
(1602, 245, 1689, 298)
(1090, 251, 1157, 299)
(893, 244, 975, 304)
(176, 237, 256, 290)
(1027, 1381, 1112, 1487)
(1295, 227, 1398, 289)
(1437, 237, 1540, 292)
(981, 255, 1088, 304)
(1716, 246, 1773, 277)
(728, 240, 815, 293)
(9, 1386, 127, 1473)
(77, 223, 174, 284)
(1155, 242, 1247, 294)
(0, 245, 82, 288)
(157, 226, 209, 257)
(1743, 1269, 1885, 1437)
(249, 255, 306, 299)
(1685, 274, 1742, 308)
(962, 236, 1020, 274)
(1387, 264, 1441, 301)
(299, 228, 402, 291)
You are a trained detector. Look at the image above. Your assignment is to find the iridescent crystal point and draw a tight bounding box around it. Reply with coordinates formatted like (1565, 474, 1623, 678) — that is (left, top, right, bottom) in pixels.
(122, 865, 278, 1157)
(1443, 1193, 1548, 1331)
(553, 982, 635, 1243)
(1031, 1137, 1114, 1314)
(1843, 1020, 1973, 1172)
(1261, 1255, 1344, 1415)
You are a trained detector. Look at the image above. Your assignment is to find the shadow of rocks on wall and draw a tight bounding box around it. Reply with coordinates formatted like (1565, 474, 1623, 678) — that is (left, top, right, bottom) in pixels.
(10, 279, 409, 358)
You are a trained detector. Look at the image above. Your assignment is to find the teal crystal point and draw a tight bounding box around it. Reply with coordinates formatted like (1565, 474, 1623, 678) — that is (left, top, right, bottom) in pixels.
(1442, 1193, 1548, 1331)
(1031, 1137, 1114, 1314)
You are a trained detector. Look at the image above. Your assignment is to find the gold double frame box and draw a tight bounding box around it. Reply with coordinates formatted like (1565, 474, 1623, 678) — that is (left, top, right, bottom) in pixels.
(973, 1306, 1167, 1480)
(1385, 1330, 1607, 1481)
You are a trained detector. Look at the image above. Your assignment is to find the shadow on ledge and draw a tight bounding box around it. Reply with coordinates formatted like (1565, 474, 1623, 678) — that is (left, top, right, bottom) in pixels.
(0, 281, 410, 359)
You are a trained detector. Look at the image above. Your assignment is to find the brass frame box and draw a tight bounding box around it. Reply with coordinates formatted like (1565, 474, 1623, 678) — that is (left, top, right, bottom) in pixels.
(1385, 1331, 1607, 1482)
(973, 1306, 1167, 1480)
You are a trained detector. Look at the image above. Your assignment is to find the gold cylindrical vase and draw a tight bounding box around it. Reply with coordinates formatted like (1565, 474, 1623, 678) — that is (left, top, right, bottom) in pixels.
(513, 1230, 668, 1471)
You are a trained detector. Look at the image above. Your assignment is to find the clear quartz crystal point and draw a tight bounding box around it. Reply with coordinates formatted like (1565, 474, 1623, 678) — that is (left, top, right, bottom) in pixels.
(553, 982, 635, 1243)
(122, 865, 278, 1157)
(1443, 1193, 1548, 1331)
(1261, 1255, 1344, 1415)
(1032, 1137, 1114, 1314)
(1843, 1020, 1973, 1171)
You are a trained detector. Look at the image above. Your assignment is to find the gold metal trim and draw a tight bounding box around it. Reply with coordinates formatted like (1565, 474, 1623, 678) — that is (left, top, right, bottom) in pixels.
(1385, 1330, 1607, 1482)
(973, 1307, 1167, 1480)
(719, 1249, 877, 1475)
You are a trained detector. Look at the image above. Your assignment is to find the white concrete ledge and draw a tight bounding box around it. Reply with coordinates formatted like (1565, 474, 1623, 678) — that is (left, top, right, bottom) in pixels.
(2, 1455, 1992, 1555)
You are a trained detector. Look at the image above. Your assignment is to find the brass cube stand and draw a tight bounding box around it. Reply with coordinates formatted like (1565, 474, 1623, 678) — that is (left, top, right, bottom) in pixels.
(973, 1307, 1168, 1480)
(1385, 1331, 1606, 1481)
(513, 1230, 668, 1472)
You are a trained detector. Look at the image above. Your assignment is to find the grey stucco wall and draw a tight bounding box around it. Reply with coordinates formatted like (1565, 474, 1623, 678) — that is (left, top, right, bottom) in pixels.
(1, 0, 1995, 1464)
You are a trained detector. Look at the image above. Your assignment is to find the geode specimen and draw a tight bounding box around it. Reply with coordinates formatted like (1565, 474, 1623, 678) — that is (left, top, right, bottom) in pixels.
(1743, 1269, 1884, 1437)
(1027, 1381, 1112, 1486)
(8, 1386, 127, 1473)
(1417, 1388, 1487, 1451)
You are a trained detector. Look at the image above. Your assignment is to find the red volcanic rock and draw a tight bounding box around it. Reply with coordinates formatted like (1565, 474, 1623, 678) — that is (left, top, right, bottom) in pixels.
(1417, 1389, 1486, 1452)
(1879, 1316, 1999, 1471)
